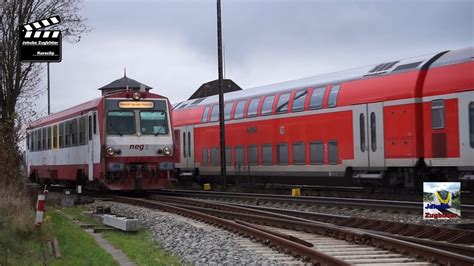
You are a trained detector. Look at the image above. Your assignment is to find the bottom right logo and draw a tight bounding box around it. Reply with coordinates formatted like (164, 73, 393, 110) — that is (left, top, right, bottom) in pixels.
(423, 182, 461, 220)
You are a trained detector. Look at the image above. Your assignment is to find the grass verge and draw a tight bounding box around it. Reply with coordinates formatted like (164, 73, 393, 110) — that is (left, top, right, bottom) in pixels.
(59, 205, 181, 266)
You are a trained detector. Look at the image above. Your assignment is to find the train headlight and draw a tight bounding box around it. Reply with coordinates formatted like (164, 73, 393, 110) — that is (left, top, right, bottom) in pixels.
(106, 146, 116, 156)
(163, 147, 172, 156)
(132, 92, 141, 100)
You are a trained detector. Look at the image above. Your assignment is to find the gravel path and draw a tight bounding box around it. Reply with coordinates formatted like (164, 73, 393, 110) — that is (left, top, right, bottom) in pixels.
(88, 201, 297, 265)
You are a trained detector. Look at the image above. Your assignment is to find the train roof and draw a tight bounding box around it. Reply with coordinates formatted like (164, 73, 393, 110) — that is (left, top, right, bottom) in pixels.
(174, 47, 473, 110)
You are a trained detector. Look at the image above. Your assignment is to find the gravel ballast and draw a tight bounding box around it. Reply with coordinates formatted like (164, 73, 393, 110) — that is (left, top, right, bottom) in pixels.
(88, 201, 282, 265)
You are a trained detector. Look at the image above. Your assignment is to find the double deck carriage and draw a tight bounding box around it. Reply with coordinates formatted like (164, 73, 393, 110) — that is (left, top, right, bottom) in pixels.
(172, 47, 474, 189)
(26, 75, 176, 190)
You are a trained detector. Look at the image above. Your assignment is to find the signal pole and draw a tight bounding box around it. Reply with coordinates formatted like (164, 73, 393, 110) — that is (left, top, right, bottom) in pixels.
(216, 0, 227, 189)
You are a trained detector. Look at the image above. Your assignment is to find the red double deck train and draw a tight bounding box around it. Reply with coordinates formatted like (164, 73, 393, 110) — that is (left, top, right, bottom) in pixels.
(173, 47, 474, 189)
(26, 76, 176, 190)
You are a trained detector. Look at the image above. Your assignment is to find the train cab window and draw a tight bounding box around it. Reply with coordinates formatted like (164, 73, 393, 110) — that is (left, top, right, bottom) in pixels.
(235, 146, 244, 165)
(248, 145, 258, 165)
(107, 111, 135, 135)
(234, 101, 246, 119)
(247, 98, 260, 117)
(53, 125, 58, 149)
(140, 111, 169, 135)
(277, 143, 289, 164)
(309, 87, 325, 109)
(71, 119, 78, 146)
(202, 106, 210, 123)
(328, 141, 338, 164)
(470, 102, 474, 148)
(327, 85, 340, 108)
(79, 117, 86, 145)
(276, 93, 291, 114)
(261, 95, 275, 116)
(431, 100, 445, 129)
(262, 144, 273, 165)
(173, 129, 179, 146)
(211, 147, 220, 165)
(224, 103, 233, 121)
(59, 123, 64, 148)
(202, 148, 208, 166)
(292, 90, 307, 112)
(310, 141, 324, 164)
(42, 127, 47, 150)
(225, 147, 232, 165)
(210, 105, 219, 122)
(47, 126, 51, 149)
(292, 142, 305, 164)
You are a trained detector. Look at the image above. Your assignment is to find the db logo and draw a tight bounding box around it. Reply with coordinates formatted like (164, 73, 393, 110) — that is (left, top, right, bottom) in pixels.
(129, 144, 145, 151)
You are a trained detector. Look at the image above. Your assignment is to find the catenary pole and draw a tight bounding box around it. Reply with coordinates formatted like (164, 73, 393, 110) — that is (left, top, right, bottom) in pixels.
(47, 62, 50, 115)
(217, 0, 227, 189)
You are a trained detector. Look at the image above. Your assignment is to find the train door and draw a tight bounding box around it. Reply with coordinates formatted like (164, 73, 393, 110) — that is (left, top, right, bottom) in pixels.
(367, 102, 385, 167)
(352, 105, 369, 167)
(458, 92, 474, 168)
(180, 126, 195, 170)
(87, 112, 94, 181)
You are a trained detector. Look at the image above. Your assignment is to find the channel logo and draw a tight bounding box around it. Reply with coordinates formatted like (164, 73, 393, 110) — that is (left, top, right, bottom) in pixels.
(423, 182, 460, 219)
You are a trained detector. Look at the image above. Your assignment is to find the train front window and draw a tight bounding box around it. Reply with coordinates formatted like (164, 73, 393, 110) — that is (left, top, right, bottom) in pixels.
(107, 111, 136, 135)
(140, 111, 169, 135)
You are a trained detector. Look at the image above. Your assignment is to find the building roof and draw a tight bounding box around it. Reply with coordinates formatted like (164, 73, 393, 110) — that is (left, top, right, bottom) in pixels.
(98, 73, 153, 95)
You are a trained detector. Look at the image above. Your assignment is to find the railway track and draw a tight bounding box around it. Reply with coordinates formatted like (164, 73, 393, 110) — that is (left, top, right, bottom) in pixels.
(109, 195, 474, 265)
(158, 189, 474, 218)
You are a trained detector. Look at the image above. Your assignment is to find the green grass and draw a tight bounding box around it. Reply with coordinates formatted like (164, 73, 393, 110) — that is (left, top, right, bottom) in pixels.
(48, 210, 118, 266)
(59, 205, 181, 266)
(102, 230, 181, 266)
(0, 225, 44, 266)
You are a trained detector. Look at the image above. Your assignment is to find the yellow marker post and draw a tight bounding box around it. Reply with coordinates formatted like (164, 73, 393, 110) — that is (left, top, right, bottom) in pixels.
(204, 183, 211, 191)
(292, 188, 301, 197)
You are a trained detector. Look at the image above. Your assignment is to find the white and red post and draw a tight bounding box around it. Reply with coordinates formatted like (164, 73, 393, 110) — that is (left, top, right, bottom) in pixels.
(35, 189, 48, 226)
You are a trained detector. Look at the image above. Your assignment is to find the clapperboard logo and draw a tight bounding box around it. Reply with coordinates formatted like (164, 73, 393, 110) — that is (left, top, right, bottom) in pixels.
(20, 15, 62, 62)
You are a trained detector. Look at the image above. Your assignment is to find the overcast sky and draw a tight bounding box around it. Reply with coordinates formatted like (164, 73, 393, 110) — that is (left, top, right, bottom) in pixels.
(38, 0, 473, 115)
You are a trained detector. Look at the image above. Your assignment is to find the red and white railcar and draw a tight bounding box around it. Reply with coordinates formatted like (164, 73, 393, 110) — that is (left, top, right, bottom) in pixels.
(26, 82, 176, 191)
(172, 47, 474, 188)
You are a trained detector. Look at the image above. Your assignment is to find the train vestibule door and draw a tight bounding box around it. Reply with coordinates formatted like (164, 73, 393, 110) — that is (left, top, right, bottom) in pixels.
(367, 102, 385, 167)
(87, 112, 94, 181)
(179, 125, 195, 170)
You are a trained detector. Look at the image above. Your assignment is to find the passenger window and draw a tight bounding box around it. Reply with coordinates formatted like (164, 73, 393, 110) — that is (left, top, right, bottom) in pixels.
(370, 112, 377, 152)
(292, 90, 307, 112)
(202, 148, 208, 166)
(173, 129, 179, 146)
(26, 132, 30, 150)
(202, 106, 210, 123)
(470, 102, 474, 148)
(59, 123, 64, 148)
(79, 117, 85, 145)
(248, 145, 258, 165)
(277, 143, 289, 164)
(88, 116, 92, 141)
(309, 87, 325, 109)
(262, 144, 273, 165)
(431, 100, 445, 129)
(292, 142, 305, 164)
(93, 113, 97, 134)
(261, 95, 275, 116)
(360, 114, 365, 152)
(225, 147, 232, 165)
(276, 93, 291, 114)
(327, 85, 340, 108)
(210, 105, 219, 122)
(183, 132, 186, 157)
(235, 146, 244, 165)
(224, 103, 233, 121)
(42, 127, 47, 150)
(211, 147, 220, 165)
(234, 101, 246, 119)
(47, 126, 51, 149)
(247, 98, 260, 117)
(328, 141, 338, 164)
(71, 119, 78, 146)
(310, 141, 324, 164)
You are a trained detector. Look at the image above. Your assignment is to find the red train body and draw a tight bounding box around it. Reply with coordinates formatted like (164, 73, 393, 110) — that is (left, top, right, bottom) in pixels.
(172, 47, 474, 188)
(26, 89, 176, 191)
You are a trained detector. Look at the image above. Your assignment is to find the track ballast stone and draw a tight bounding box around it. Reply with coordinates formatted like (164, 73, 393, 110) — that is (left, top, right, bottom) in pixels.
(89, 201, 282, 265)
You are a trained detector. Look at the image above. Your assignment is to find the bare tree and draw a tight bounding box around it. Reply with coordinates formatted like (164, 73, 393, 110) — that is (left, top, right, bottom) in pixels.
(0, 0, 89, 185)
